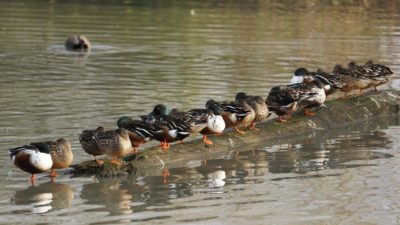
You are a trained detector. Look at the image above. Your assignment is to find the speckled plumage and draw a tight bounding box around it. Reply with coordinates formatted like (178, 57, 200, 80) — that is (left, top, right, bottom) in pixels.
(94, 128, 133, 160)
(79, 126, 105, 158)
(46, 138, 73, 170)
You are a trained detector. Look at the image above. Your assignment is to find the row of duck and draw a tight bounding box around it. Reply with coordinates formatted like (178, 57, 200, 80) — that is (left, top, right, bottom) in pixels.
(8, 60, 393, 183)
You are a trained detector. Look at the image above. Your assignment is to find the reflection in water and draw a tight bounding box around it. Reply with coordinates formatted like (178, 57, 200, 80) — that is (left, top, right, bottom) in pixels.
(73, 119, 395, 223)
(11, 181, 74, 214)
(80, 179, 134, 215)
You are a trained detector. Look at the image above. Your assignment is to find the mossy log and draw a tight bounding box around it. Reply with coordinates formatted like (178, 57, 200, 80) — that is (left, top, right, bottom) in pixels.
(72, 90, 400, 177)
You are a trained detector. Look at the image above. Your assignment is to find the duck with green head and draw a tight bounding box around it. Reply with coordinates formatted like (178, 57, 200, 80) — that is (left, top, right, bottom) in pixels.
(141, 104, 191, 151)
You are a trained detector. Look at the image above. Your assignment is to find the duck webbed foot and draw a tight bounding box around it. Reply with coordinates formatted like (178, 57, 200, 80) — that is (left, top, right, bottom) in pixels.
(202, 135, 214, 145)
(111, 157, 122, 165)
(235, 127, 246, 135)
(50, 169, 57, 178)
(249, 122, 260, 131)
(93, 156, 104, 165)
(304, 108, 316, 117)
(160, 141, 170, 151)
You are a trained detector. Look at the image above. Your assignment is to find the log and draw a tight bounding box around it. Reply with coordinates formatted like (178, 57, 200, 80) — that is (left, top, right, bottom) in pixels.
(71, 90, 400, 177)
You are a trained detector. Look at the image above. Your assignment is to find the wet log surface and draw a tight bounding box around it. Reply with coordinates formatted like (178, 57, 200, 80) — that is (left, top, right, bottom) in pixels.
(71, 90, 400, 177)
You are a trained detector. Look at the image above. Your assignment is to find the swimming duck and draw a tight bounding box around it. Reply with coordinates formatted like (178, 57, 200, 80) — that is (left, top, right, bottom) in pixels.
(235, 92, 270, 130)
(9, 142, 53, 183)
(266, 79, 326, 121)
(79, 126, 105, 164)
(45, 138, 73, 177)
(117, 116, 156, 153)
(65, 35, 91, 52)
(94, 128, 134, 164)
(141, 104, 191, 151)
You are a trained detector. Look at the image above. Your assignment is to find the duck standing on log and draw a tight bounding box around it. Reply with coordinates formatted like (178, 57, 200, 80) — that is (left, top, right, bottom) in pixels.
(94, 128, 134, 164)
(141, 104, 191, 151)
(332, 60, 393, 97)
(207, 99, 252, 135)
(199, 101, 226, 145)
(79, 126, 105, 164)
(290, 68, 343, 96)
(267, 72, 326, 122)
(117, 116, 157, 153)
(234, 92, 270, 131)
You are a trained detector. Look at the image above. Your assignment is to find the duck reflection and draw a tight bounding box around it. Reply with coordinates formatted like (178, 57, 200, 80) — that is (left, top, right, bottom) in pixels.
(80, 178, 133, 215)
(267, 129, 393, 174)
(193, 150, 269, 186)
(12, 181, 74, 214)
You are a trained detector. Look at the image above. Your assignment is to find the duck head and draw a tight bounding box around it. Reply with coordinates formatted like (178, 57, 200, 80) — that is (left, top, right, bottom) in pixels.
(235, 92, 248, 101)
(207, 102, 223, 116)
(117, 116, 134, 128)
(152, 104, 168, 116)
(31, 142, 52, 154)
(290, 68, 311, 84)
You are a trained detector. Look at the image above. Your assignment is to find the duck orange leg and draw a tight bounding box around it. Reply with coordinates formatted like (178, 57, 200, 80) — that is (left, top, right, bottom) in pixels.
(131, 147, 139, 154)
(202, 135, 213, 145)
(276, 116, 288, 123)
(304, 108, 316, 116)
(162, 169, 170, 184)
(161, 141, 170, 151)
(93, 156, 104, 165)
(235, 127, 246, 135)
(50, 169, 57, 177)
(111, 157, 121, 165)
(249, 122, 260, 131)
(30, 174, 36, 185)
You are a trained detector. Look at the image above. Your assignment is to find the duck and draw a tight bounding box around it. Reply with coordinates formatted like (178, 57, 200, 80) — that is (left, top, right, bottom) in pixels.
(235, 92, 270, 130)
(44, 138, 73, 177)
(94, 128, 134, 164)
(290, 67, 343, 96)
(141, 104, 191, 151)
(347, 60, 393, 91)
(117, 116, 156, 153)
(266, 79, 326, 122)
(331, 61, 392, 96)
(170, 108, 209, 134)
(9, 142, 53, 183)
(79, 126, 105, 164)
(208, 99, 252, 135)
(65, 35, 91, 52)
(199, 101, 226, 145)
(331, 64, 370, 96)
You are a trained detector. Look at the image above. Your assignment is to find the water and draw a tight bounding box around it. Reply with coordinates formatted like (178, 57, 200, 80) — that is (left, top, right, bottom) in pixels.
(1, 0, 400, 224)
